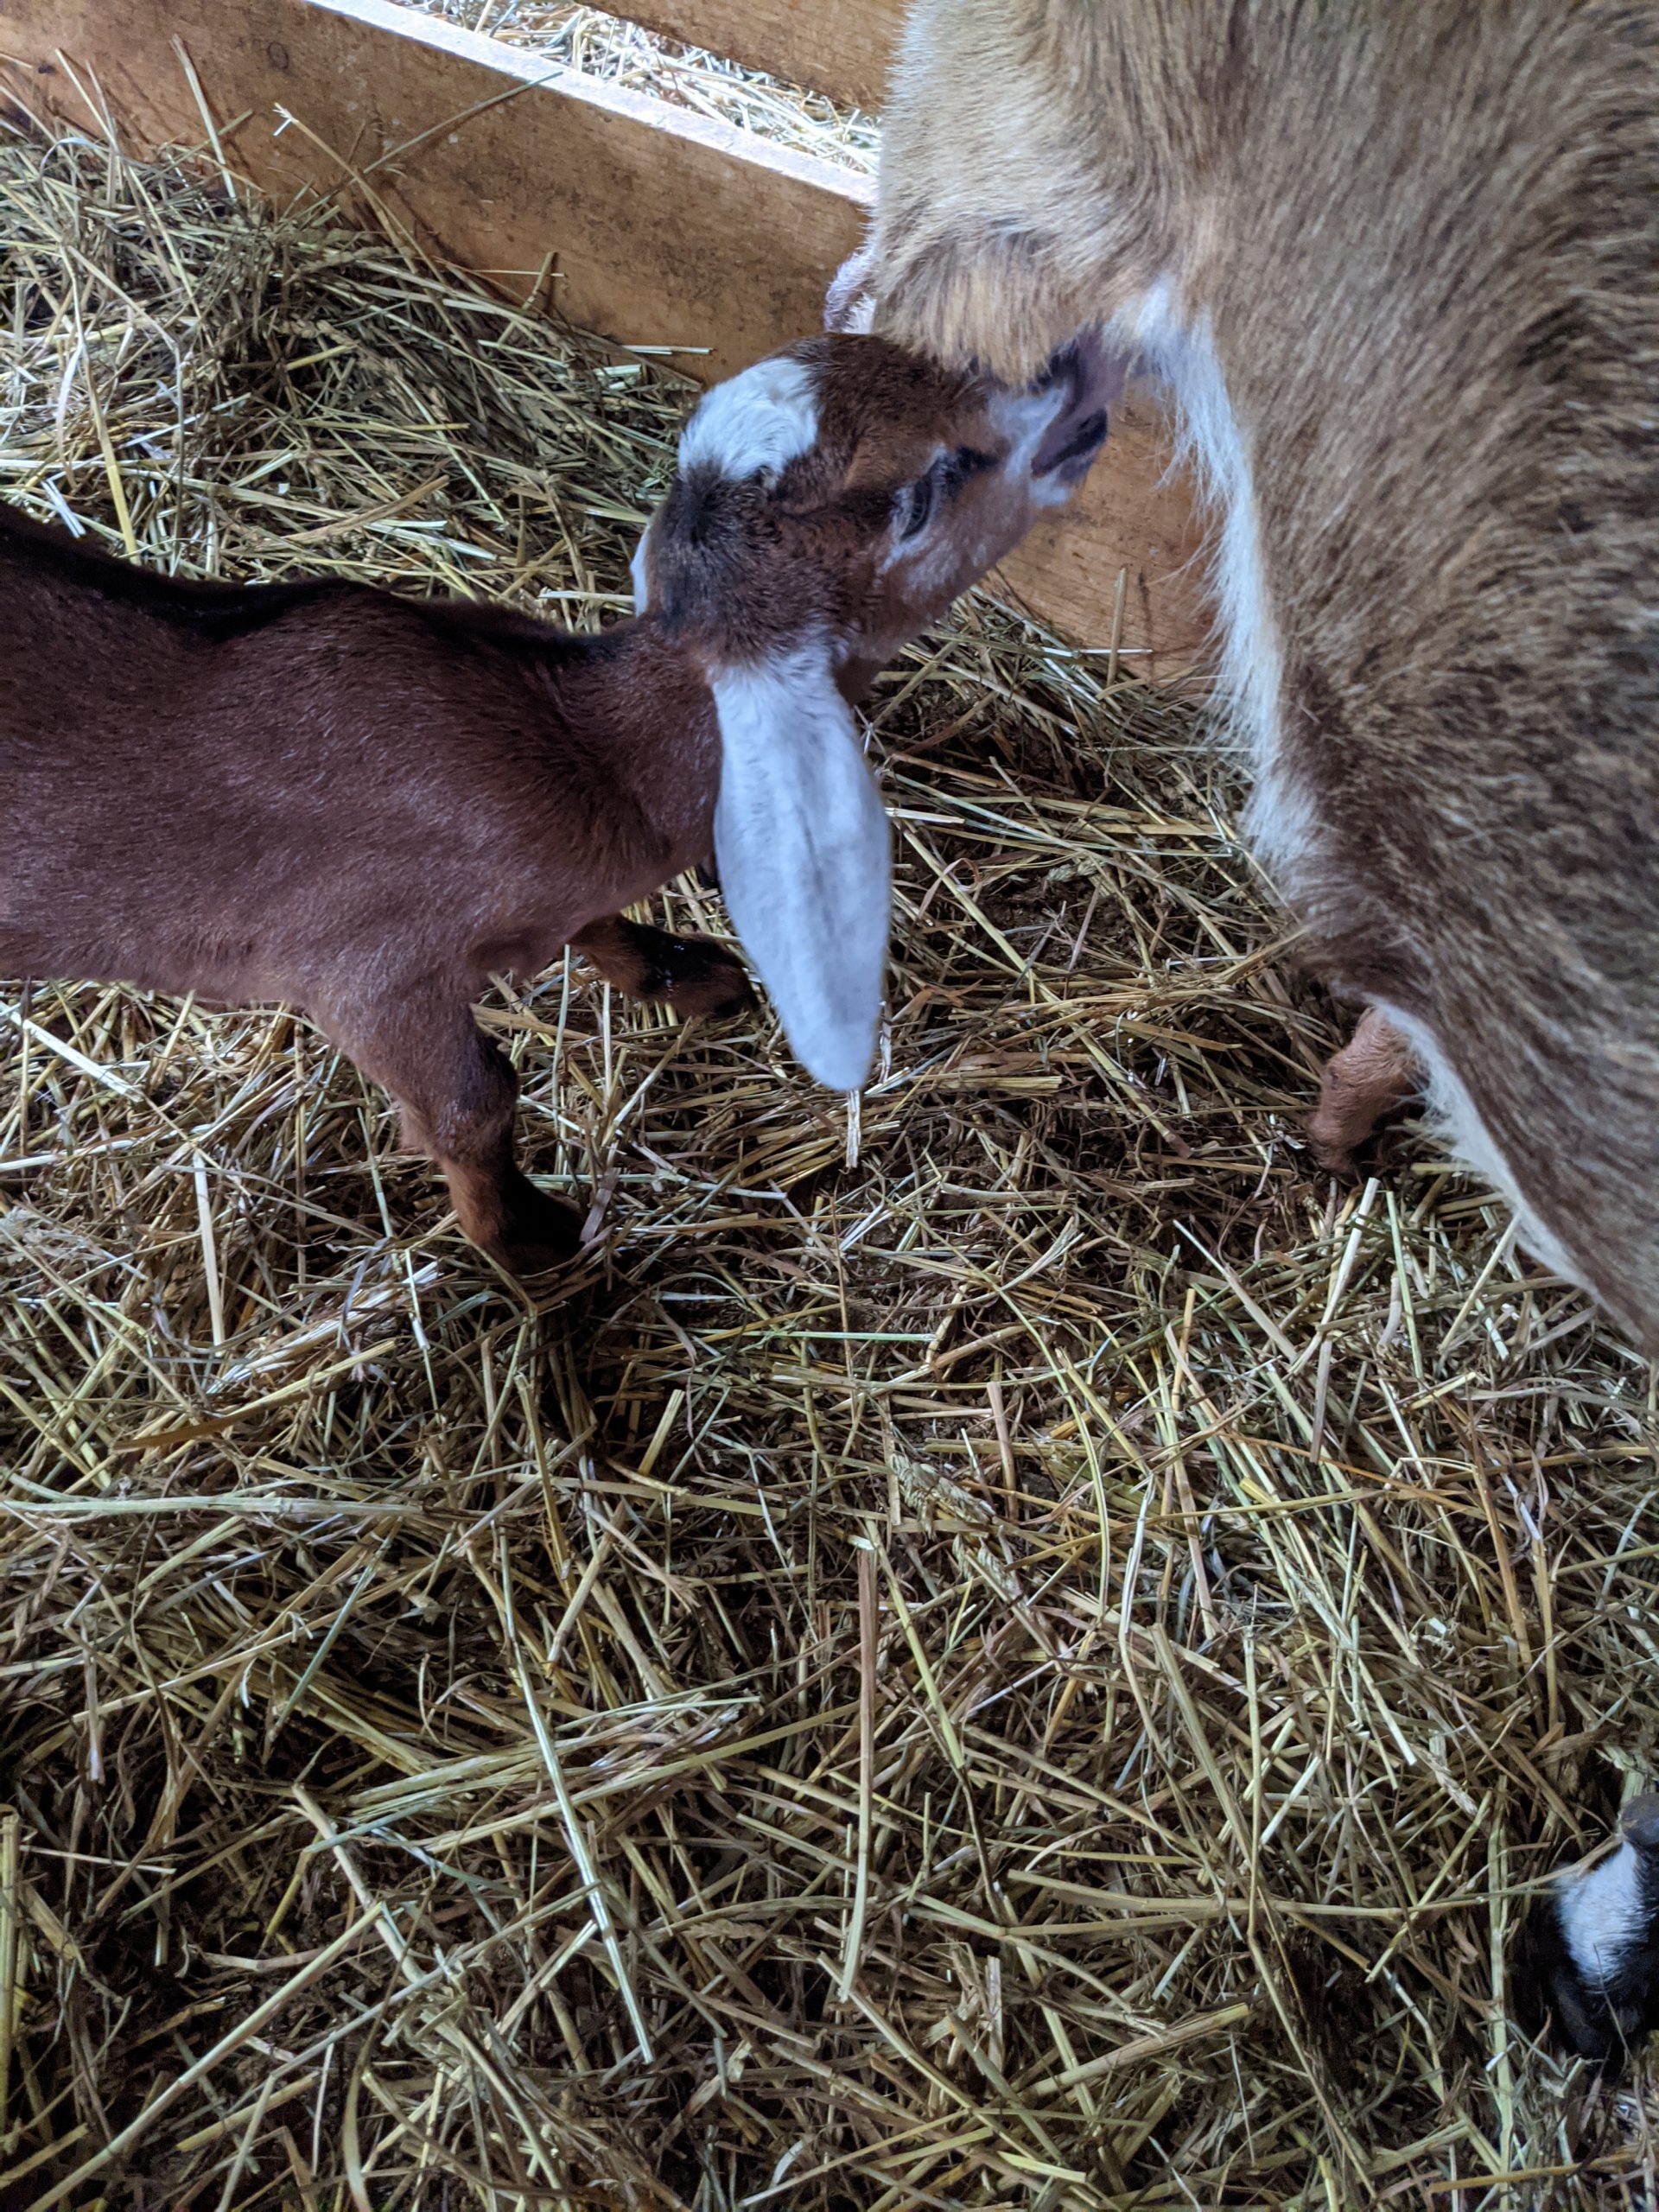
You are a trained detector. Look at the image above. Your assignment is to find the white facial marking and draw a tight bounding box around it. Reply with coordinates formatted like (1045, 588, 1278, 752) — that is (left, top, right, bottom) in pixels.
(988, 382, 1073, 510)
(629, 524, 652, 614)
(1556, 1834, 1651, 1990)
(883, 535, 957, 606)
(679, 353, 821, 482)
(710, 645, 891, 1092)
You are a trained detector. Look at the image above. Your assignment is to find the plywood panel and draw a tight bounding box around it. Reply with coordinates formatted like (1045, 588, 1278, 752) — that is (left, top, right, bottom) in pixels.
(614, 0, 902, 113)
(0, 0, 871, 373)
(0, 0, 1208, 675)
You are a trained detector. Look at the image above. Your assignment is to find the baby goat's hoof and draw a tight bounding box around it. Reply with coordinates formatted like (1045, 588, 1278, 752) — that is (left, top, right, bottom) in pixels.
(659, 938, 753, 1017)
(629, 923, 753, 1016)
(1514, 1792, 1659, 2072)
(573, 914, 749, 1015)
(492, 1173, 585, 1277)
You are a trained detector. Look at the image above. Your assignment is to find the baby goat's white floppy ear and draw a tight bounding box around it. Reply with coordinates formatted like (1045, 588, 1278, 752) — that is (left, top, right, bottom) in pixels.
(711, 646, 891, 1091)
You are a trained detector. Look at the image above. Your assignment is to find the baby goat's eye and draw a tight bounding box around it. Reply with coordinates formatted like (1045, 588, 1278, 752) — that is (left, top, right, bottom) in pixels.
(894, 447, 995, 541)
(895, 464, 939, 541)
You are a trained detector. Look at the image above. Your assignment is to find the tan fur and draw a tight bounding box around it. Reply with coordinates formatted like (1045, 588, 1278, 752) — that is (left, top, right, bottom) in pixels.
(849, 0, 1659, 1352)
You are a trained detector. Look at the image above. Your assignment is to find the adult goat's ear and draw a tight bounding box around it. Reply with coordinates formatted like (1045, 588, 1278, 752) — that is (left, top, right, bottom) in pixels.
(711, 646, 890, 1091)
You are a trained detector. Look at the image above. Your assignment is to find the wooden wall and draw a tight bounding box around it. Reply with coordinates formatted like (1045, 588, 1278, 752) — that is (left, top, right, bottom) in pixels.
(609, 0, 903, 114)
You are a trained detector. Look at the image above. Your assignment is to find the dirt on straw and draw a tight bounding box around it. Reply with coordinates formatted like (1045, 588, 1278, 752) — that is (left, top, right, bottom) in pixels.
(1, 101, 1656, 2212)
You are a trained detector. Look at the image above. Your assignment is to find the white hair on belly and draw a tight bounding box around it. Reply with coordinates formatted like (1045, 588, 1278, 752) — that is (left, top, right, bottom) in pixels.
(1375, 999, 1582, 1287)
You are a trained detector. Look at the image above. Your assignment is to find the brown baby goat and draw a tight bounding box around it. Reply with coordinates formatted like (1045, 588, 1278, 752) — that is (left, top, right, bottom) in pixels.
(0, 334, 1108, 1274)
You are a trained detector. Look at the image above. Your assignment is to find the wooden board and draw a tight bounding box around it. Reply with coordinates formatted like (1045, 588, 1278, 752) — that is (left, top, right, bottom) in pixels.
(0, 0, 872, 373)
(614, 0, 902, 114)
(0, 0, 1208, 675)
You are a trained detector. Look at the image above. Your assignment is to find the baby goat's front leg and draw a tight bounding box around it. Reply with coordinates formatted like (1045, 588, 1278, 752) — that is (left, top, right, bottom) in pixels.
(330, 996, 582, 1274)
(571, 914, 751, 1017)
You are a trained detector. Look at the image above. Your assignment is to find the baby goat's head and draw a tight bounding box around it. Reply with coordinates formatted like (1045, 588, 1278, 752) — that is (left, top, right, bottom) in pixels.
(632, 332, 1115, 1093)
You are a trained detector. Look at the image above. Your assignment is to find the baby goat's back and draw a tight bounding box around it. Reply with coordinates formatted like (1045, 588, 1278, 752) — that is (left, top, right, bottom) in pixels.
(0, 505, 708, 1015)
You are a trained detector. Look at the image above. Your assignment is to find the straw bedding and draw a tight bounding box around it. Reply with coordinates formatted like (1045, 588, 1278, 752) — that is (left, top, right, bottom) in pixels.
(1, 105, 1656, 2212)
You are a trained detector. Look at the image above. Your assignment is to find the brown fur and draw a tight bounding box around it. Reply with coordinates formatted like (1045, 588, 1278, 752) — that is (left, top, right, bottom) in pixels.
(849, 0, 1659, 1351)
(0, 502, 729, 1271)
(571, 913, 752, 1014)
(0, 332, 1109, 1272)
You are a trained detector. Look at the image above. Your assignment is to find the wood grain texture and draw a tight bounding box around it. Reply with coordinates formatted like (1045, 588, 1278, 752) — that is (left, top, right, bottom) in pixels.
(613, 0, 902, 113)
(0, 0, 870, 374)
(0, 0, 1209, 673)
